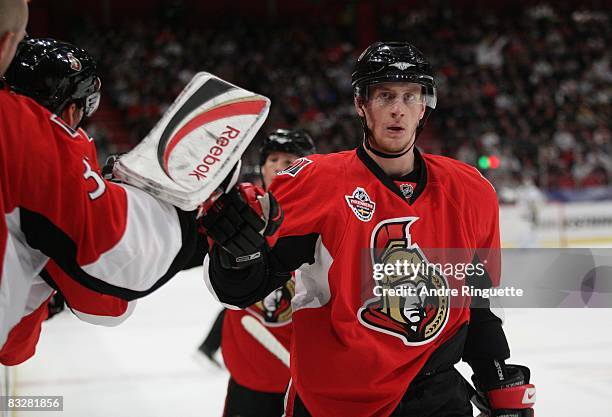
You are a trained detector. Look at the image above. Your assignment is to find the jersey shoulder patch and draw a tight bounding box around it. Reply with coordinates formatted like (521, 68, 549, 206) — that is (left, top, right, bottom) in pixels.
(273, 152, 348, 189)
(278, 157, 313, 178)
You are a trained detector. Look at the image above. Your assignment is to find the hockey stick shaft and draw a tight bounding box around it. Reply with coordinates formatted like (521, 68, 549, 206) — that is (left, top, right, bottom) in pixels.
(240, 315, 290, 368)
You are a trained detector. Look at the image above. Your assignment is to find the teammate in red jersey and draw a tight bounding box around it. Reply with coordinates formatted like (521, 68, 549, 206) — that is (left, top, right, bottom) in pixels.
(203, 42, 536, 417)
(0, 0, 201, 363)
(199, 129, 315, 417)
(0, 37, 138, 365)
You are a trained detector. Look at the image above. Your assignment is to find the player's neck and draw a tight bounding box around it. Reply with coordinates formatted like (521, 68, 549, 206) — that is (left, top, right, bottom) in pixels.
(365, 147, 415, 178)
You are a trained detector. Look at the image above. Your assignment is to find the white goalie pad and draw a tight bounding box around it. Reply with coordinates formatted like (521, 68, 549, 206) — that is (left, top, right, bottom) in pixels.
(114, 72, 270, 211)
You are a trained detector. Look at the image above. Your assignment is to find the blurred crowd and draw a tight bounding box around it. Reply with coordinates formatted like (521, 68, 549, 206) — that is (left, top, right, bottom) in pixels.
(74, 2, 611, 194)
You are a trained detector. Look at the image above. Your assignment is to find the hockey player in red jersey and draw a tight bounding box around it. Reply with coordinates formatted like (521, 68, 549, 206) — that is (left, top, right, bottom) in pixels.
(0, 37, 137, 365)
(0, 0, 204, 364)
(203, 42, 536, 417)
(199, 129, 316, 417)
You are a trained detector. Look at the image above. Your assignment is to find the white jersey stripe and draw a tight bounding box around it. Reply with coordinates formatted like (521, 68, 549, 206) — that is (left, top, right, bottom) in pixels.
(82, 184, 182, 292)
(71, 300, 136, 326)
(1, 209, 49, 348)
(292, 237, 332, 312)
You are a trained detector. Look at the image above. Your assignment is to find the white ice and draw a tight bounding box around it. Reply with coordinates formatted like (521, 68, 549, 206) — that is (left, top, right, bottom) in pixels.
(9, 266, 612, 417)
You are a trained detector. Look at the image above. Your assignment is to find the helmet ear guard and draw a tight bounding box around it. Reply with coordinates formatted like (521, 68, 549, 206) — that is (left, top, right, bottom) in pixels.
(78, 77, 102, 117)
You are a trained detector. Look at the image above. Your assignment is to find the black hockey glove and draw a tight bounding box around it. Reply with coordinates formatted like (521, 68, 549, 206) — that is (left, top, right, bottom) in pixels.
(470, 360, 535, 417)
(199, 183, 283, 269)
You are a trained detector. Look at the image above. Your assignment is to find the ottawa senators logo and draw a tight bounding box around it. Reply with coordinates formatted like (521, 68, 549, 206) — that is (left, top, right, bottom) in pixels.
(67, 52, 82, 71)
(357, 217, 450, 345)
(246, 280, 295, 326)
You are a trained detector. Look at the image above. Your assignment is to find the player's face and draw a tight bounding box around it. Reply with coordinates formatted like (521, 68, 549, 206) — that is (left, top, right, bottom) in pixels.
(355, 82, 426, 155)
(261, 151, 298, 189)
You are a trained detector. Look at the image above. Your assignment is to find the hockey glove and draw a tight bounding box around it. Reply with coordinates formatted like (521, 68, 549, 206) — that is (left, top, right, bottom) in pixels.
(471, 362, 536, 417)
(199, 183, 283, 269)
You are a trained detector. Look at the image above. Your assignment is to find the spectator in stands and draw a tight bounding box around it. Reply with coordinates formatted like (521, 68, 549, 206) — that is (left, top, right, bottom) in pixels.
(66, 1, 610, 193)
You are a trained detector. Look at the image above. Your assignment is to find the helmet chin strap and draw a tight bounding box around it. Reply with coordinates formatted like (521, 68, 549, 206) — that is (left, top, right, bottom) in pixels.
(359, 104, 415, 159)
(76, 118, 87, 130)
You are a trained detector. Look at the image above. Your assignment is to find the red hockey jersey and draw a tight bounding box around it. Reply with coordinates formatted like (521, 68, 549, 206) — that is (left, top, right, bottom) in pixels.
(261, 147, 501, 417)
(38, 128, 134, 326)
(222, 279, 293, 393)
(0, 84, 198, 362)
(0, 125, 137, 365)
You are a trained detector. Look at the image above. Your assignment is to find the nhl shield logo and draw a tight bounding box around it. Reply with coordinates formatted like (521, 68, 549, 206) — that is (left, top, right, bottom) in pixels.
(400, 183, 414, 199)
(345, 187, 376, 222)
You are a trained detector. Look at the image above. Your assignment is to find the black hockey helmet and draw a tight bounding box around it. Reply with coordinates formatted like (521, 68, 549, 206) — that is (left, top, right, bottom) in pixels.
(352, 42, 437, 153)
(5, 38, 101, 118)
(259, 129, 316, 166)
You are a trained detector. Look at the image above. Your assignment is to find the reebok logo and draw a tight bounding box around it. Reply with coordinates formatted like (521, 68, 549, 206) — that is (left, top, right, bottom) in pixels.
(189, 126, 240, 180)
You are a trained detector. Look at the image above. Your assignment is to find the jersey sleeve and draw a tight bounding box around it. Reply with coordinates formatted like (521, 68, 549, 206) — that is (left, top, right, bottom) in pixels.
(463, 168, 509, 363)
(0, 295, 51, 365)
(1, 90, 200, 301)
(40, 260, 135, 326)
(0, 273, 54, 365)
